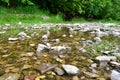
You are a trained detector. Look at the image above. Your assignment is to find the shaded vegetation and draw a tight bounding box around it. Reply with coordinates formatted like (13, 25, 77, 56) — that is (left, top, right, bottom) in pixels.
(0, 0, 120, 21)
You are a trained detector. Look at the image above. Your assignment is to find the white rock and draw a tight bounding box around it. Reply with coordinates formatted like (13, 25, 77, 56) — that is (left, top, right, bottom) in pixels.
(112, 31, 120, 37)
(110, 70, 120, 80)
(93, 37, 102, 43)
(62, 64, 80, 75)
(8, 37, 18, 41)
(36, 44, 48, 55)
(46, 43, 51, 49)
(18, 22, 22, 25)
(69, 34, 73, 38)
(51, 46, 66, 51)
(55, 39, 60, 43)
(62, 34, 67, 37)
(42, 35, 48, 39)
(95, 56, 117, 62)
(18, 32, 27, 37)
(69, 27, 74, 34)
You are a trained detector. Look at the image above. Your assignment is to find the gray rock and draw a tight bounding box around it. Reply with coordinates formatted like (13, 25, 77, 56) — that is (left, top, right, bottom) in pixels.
(110, 70, 120, 80)
(36, 44, 48, 56)
(50, 46, 71, 54)
(95, 56, 117, 62)
(112, 31, 120, 37)
(35, 63, 56, 74)
(111, 53, 120, 57)
(62, 64, 80, 75)
(79, 48, 87, 53)
(93, 37, 102, 44)
(8, 37, 18, 41)
(54, 67, 65, 75)
(95, 56, 117, 67)
(18, 32, 27, 37)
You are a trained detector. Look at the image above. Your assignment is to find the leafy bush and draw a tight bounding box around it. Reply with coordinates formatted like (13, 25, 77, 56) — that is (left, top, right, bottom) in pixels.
(0, 0, 120, 20)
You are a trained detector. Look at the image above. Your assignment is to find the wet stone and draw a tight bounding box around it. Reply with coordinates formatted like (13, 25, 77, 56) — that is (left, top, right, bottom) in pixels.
(36, 44, 49, 56)
(110, 70, 120, 80)
(35, 63, 56, 74)
(50, 46, 71, 54)
(62, 64, 80, 75)
(83, 71, 99, 78)
(8, 37, 18, 41)
(95, 56, 117, 62)
(54, 67, 65, 76)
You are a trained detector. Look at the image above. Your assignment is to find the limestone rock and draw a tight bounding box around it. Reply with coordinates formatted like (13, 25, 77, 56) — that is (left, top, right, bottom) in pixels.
(62, 64, 80, 75)
(110, 70, 120, 80)
(36, 44, 49, 56)
(35, 63, 56, 74)
(54, 67, 65, 75)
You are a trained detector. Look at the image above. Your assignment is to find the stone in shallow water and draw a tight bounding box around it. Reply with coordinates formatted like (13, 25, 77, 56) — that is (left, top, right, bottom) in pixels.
(95, 56, 117, 62)
(62, 64, 80, 75)
(94, 56, 117, 67)
(93, 37, 102, 44)
(110, 70, 120, 80)
(18, 32, 27, 37)
(35, 63, 56, 74)
(83, 71, 99, 78)
(8, 37, 18, 41)
(50, 46, 71, 54)
(36, 44, 49, 56)
(54, 67, 65, 76)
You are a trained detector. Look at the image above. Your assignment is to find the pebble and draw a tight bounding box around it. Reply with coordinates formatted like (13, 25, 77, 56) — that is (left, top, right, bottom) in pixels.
(95, 56, 117, 62)
(54, 67, 65, 75)
(83, 71, 99, 78)
(8, 37, 18, 41)
(62, 64, 80, 75)
(35, 63, 56, 74)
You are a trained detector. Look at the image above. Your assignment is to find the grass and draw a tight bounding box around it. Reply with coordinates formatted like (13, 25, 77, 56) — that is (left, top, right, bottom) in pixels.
(0, 6, 64, 25)
(1, 6, 119, 26)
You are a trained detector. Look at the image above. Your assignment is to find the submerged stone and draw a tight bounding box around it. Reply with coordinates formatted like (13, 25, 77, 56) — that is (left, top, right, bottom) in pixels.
(35, 63, 56, 74)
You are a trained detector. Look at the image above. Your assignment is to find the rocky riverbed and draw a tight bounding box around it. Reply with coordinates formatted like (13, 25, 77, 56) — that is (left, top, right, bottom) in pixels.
(0, 23, 120, 80)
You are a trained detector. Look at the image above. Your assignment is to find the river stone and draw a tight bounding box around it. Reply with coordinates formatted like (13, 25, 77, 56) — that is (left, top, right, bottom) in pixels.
(35, 63, 56, 74)
(8, 37, 18, 41)
(62, 64, 80, 75)
(54, 67, 65, 75)
(95, 56, 117, 62)
(83, 71, 99, 78)
(93, 37, 102, 44)
(50, 46, 71, 54)
(94, 56, 117, 67)
(18, 32, 27, 37)
(36, 44, 48, 56)
(110, 70, 120, 80)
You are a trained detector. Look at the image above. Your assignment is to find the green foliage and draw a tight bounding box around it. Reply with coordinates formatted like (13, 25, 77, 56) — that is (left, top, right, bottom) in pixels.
(0, 0, 120, 20)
